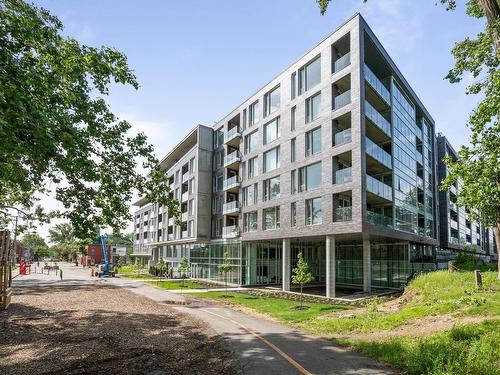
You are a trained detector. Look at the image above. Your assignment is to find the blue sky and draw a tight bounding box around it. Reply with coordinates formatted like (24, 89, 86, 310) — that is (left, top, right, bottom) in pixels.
(32, 0, 483, 238)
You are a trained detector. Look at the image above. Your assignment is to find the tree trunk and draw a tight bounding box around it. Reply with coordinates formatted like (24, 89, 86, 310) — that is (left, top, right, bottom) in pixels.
(493, 223, 500, 280)
(478, 0, 500, 57)
(300, 284, 303, 307)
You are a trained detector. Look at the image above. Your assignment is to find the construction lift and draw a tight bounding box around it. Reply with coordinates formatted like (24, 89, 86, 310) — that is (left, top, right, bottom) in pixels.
(94, 234, 115, 278)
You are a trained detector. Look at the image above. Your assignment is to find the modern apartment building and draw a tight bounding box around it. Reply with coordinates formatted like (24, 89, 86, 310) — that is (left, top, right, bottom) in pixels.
(132, 14, 486, 295)
(436, 134, 498, 262)
(133, 125, 213, 267)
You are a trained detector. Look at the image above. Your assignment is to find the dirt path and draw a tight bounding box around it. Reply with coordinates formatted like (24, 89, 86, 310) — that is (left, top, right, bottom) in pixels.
(332, 314, 492, 341)
(0, 281, 238, 375)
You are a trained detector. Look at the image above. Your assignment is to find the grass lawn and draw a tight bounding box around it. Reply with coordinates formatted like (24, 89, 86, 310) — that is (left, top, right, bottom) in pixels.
(346, 320, 500, 375)
(147, 280, 216, 290)
(191, 291, 350, 323)
(303, 271, 500, 335)
(121, 273, 159, 279)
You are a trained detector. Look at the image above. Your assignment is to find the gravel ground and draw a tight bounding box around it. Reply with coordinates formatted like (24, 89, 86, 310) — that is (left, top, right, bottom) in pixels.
(0, 281, 239, 375)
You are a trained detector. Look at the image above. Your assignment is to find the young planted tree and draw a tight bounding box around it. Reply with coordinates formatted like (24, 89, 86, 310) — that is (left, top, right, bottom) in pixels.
(291, 252, 315, 309)
(177, 256, 190, 288)
(218, 252, 234, 297)
(0, 0, 178, 238)
(316, 1, 500, 277)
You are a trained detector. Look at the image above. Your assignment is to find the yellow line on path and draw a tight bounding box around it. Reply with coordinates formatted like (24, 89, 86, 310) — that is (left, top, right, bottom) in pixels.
(200, 308, 312, 375)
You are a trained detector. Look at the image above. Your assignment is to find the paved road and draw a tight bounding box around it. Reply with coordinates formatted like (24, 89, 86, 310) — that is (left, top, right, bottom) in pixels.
(14, 262, 398, 375)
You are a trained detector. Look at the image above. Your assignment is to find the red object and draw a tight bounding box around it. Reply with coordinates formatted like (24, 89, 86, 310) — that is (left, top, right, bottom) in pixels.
(19, 260, 27, 275)
(77, 244, 112, 266)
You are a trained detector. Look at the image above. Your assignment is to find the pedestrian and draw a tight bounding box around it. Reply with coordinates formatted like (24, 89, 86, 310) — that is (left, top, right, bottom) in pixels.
(60, 269, 63, 280)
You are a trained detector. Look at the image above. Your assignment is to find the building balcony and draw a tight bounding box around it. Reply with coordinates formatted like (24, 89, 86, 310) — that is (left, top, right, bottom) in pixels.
(181, 191, 189, 202)
(224, 151, 241, 169)
(364, 64, 391, 106)
(181, 230, 189, 239)
(182, 173, 190, 184)
(366, 175, 392, 201)
(223, 200, 240, 215)
(366, 211, 393, 229)
(223, 175, 241, 192)
(334, 167, 352, 184)
(450, 219, 458, 230)
(334, 206, 352, 222)
(417, 202, 425, 213)
(333, 128, 351, 147)
(449, 236, 460, 245)
(366, 137, 392, 169)
(168, 217, 175, 226)
(223, 225, 240, 239)
(333, 90, 351, 110)
(333, 52, 350, 73)
(181, 212, 188, 222)
(224, 127, 241, 147)
(449, 201, 458, 213)
(167, 233, 174, 241)
(449, 185, 457, 195)
(365, 100, 391, 137)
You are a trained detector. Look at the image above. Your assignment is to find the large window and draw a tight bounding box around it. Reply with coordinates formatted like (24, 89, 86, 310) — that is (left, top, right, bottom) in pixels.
(299, 56, 321, 94)
(243, 211, 258, 232)
(248, 156, 258, 178)
(249, 100, 260, 125)
(263, 117, 280, 144)
(291, 202, 297, 227)
(305, 197, 322, 225)
(263, 206, 280, 230)
(263, 175, 280, 201)
(244, 130, 259, 154)
(298, 162, 322, 192)
(213, 128, 224, 149)
(291, 106, 296, 131)
(242, 184, 258, 206)
(264, 86, 280, 117)
(305, 127, 321, 156)
(305, 92, 321, 123)
(263, 146, 280, 173)
(291, 137, 296, 162)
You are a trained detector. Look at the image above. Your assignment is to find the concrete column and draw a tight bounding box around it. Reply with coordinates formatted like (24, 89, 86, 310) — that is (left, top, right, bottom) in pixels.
(325, 235, 336, 298)
(363, 239, 371, 294)
(282, 238, 291, 292)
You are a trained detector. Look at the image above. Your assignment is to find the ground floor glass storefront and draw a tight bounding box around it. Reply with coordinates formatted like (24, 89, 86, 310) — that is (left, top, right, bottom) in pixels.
(156, 239, 430, 289)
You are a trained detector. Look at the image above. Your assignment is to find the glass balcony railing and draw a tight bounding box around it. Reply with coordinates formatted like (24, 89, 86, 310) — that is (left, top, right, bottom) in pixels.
(366, 175, 392, 201)
(333, 52, 351, 73)
(334, 206, 352, 222)
(334, 167, 352, 184)
(182, 173, 190, 183)
(181, 212, 188, 222)
(450, 219, 458, 230)
(448, 201, 457, 213)
(365, 100, 391, 136)
(365, 137, 392, 169)
(223, 175, 240, 190)
(449, 185, 457, 195)
(364, 64, 391, 105)
(449, 236, 460, 245)
(334, 128, 352, 146)
(223, 225, 240, 239)
(334, 90, 351, 110)
(366, 211, 393, 228)
(224, 127, 241, 143)
(417, 202, 424, 213)
(223, 200, 240, 214)
(224, 151, 241, 166)
(181, 192, 189, 202)
(416, 176, 424, 190)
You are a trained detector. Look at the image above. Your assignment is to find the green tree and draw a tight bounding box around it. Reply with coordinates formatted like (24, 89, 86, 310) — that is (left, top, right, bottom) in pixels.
(48, 223, 75, 245)
(177, 256, 190, 288)
(317, 0, 500, 277)
(291, 252, 314, 308)
(19, 233, 49, 260)
(0, 0, 178, 239)
(218, 252, 234, 296)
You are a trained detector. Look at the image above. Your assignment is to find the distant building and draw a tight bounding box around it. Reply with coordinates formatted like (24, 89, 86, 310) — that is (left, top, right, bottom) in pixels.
(436, 134, 498, 262)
